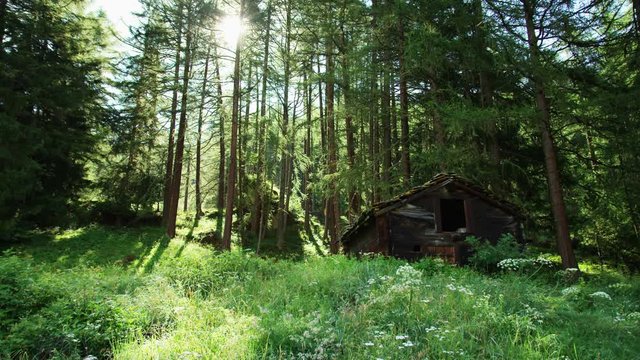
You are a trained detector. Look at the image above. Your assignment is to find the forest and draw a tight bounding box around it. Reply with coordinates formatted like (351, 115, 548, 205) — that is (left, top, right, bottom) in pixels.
(1, 0, 640, 358)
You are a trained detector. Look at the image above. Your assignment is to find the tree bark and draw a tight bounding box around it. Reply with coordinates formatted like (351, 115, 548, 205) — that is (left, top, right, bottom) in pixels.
(398, 18, 411, 186)
(341, 34, 360, 222)
(251, 1, 271, 238)
(318, 56, 326, 154)
(162, 3, 183, 225)
(166, 4, 193, 238)
(214, 49, 226, 217)
(326, 40, 340, 254)
(381, 67, 392, 198)
(221, 0, 245, 251)
(370, 0, 382, 203)
(303, 66, 313, 235)
(523, 0, 578, 269)
(238, 63, 252, 246)
(183, 149, 190, 212)
(277, 0, 293, 249)
(195, 45, 211, 219)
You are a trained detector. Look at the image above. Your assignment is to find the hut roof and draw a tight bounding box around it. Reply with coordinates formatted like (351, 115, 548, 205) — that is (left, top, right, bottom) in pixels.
(341, 173, 524, 245)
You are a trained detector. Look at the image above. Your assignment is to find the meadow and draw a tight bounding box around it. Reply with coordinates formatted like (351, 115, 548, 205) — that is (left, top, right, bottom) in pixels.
(1, 218, 639, 359)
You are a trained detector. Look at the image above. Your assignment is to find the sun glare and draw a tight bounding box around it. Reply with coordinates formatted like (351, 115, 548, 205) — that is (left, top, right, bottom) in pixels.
(219, 15, 244, 47)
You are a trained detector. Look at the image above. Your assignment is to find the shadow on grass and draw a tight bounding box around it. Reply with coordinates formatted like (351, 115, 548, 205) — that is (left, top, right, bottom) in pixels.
(7, 226, 167, 269)
(174, 217, 200, 259)
(142, 234, 171, 273)
(242, 220, 306, 260)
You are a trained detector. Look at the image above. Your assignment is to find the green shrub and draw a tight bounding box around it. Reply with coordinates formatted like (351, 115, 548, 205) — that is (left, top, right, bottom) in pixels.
(465, 233, 522, 272)
(4, 297, 129, 359)
(0, 253, 143, 359)
(0, 253, 59, 335)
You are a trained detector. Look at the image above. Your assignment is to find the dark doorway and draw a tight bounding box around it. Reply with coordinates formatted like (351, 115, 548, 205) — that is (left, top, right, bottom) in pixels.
(440, 199, 466, 231)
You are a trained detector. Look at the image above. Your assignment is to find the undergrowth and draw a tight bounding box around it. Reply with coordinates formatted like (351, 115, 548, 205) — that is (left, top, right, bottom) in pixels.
(1, 221, 639, 359)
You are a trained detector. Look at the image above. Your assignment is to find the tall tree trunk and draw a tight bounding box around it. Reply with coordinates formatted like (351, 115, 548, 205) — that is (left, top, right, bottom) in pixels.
(303, 66, 313, 235)
(381, 67, 392, 198)
(183, 149, 190, 212)
(398, 18, 411, 186)
(214, 49, 226, 218)
(318, 56, 326, 153)
(370, 0, 382, 203)
(162, 4, 183, 225)
(195, 45, 211, 219)
(326, 40, 340, 254)
(238, 64, 253, 247)
(166, 5, 193, 238)
(523, 0, 577, 269)
(251, 1, 271, 237)
(277, 0, 293, 249)
(391, 79, 399, 166)
(221, 0, 245, 250)
(341, 35, 360, 222)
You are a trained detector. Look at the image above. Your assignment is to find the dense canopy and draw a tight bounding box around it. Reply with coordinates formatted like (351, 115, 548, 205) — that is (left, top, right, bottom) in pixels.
(1, 0, 640, 269)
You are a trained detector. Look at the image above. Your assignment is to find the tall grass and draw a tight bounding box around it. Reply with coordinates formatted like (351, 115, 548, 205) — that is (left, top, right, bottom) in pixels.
(1, 223, 639, 359)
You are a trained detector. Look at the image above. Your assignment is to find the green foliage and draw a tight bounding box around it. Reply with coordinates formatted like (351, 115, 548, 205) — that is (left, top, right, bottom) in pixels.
(466, 233, 523, 272)
(0, 0, 107, 238)
(0, 253, 143, 358)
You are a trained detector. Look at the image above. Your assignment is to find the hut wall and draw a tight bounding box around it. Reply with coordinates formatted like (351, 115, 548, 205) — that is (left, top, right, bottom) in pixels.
(466, 198, 520, 244)
(343, 221, 377, 254)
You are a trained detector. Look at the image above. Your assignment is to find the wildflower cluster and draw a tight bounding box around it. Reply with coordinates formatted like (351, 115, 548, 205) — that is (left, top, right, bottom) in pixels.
(613, 312, 640, 323)
(288, 312, 341, 360)
(389, 265, 422, 293)
(394, 334, 415, 348)
(589, 291, 612, 301)
(522, 303, 545, 324)
(424, 324, 454, 341)
(442, 349, 466, 357)
(561, 286, 580, 297)
(446, 283, 474, 296)
(608, 282, 632, 292)
(367, 264, 424, 305)
(497, 257, 554, 272)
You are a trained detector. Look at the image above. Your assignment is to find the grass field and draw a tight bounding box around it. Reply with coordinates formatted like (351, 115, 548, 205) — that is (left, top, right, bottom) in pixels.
(1, 218, 639, 359)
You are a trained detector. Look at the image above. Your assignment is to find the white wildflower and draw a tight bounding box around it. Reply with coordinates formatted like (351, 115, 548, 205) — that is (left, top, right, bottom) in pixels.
(608, 283, 631, 290)
(561, 286, 580, 297)
(589, 291, 612, 301)
(364, 341, 374, 347)
(425, 326, 438, 332)
(402, 341, 414, 347)
(614, 313, 625, 323)
(446, 283, 474, 295)
(627, 312, 640, 321)
(395, 335, 408, 340)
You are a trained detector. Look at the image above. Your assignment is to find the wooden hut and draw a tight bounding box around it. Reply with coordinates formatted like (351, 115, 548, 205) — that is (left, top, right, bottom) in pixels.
(341, 173, 523, 265)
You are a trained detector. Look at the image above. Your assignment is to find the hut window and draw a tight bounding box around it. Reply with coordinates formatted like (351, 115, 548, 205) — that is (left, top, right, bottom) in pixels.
(440, 199, 466, 231)
(413, 245, 421, 252)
